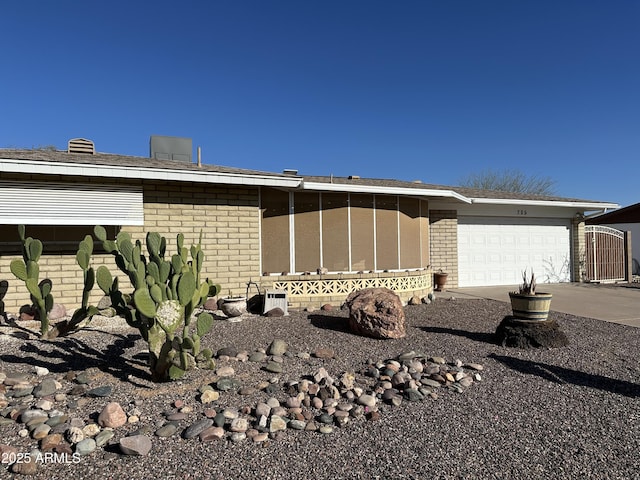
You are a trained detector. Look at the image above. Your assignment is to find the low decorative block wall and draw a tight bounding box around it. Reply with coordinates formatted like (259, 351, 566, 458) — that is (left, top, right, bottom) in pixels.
(258, 269, 433, 309)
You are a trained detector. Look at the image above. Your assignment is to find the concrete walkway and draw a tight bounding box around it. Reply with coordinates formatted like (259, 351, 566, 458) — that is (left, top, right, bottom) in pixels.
(446, 283, 640, 328)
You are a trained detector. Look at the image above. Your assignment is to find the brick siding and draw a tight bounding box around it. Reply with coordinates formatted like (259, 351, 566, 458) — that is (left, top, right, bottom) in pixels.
(1, 180, 262, 314)
(428, 209, 458, 288)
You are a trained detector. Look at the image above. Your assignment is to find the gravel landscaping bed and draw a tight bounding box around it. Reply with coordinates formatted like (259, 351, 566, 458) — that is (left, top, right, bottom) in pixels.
(1, 297, 639, 480)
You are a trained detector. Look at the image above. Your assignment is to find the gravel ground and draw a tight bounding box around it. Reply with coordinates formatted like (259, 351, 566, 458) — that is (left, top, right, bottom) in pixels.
(1, 297, 639, 480)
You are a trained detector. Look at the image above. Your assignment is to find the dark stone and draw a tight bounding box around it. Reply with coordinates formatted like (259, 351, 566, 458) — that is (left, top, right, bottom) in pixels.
(68, 386, 86, 396)
(18, 305, 36, 321)
(203, 297, 219, 311)
(213, 413, 226, 428)
(87, 385, 112, 397)
(495, 316, 569, 349)
(128, 425, 154, 437)
(216, 378, 240, 392)
(75, 372, 91, 384)
(34, 378, 58, 398)
(318, 413, 334, 424)
(216, 347, 238, 358)
(264, 307, 284, 317)
(183, 419, 214, 439)
(403, 388, 425, 402)
(264, 384, 279, 395)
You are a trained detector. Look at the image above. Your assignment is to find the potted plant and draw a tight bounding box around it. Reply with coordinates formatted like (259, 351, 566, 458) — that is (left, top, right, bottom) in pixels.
(218, 295, 247, 318)
(508, 270, 553, 321)
(433, 268, 449, 292)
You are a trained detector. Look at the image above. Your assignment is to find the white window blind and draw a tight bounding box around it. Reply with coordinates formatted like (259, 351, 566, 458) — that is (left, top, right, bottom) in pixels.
(0, 181, 144, 225)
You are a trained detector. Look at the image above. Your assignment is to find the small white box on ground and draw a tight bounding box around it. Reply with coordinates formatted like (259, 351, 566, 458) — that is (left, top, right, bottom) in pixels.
(263, 289, 288, 315)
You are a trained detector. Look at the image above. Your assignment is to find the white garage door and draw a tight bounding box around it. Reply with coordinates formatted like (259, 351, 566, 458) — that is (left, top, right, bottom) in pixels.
(458, 216, 571, 287)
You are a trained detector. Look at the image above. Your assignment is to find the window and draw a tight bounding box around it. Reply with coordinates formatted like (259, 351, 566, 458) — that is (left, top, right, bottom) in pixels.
(260, 188, 429, 274)
(0, 225, 120, 254)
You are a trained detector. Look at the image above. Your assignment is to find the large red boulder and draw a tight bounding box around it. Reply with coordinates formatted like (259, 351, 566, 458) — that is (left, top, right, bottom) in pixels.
(344, 288, 406, 339)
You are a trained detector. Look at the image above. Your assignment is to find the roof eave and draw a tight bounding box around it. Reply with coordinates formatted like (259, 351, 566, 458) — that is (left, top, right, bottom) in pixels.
(0, 158, 302, 188)
(300, 181, 472, 203)
(471, 197, 620, 210)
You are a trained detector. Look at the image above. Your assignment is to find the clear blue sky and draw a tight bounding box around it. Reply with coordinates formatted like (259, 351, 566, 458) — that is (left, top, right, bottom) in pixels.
(2, 1, 638, 207)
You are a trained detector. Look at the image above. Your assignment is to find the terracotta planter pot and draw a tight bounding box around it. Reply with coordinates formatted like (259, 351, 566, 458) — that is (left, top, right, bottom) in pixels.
(508, 292, 553, 321)
(433, 272, 449, 292)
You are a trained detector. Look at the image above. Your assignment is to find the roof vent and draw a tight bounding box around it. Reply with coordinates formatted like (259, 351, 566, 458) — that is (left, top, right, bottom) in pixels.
(348, 175, 360, 180)
(150, 135, 192, 162)
(68, 138, 95, 154)
(283, 169, 298, 175)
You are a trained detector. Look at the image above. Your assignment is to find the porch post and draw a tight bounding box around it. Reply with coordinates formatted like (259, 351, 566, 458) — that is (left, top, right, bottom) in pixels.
(624, 231, 633, 282)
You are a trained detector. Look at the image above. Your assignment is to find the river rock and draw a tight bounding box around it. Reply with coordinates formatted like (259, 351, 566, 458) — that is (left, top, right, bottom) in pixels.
(264, 361, 283, 373)
(267, 339, 288, 356)
(119, 435, 152, 456)
(75, 438, 96, 456)
(155, 423, 179, 438)
(87, 385, 112, 398)
(11, 456, 38, 475)
(200, 389, 220, 404)
(40, 433, 64, 451)
(21, 409, 48, 424)
(312, 348, 335, 359)
(249, 352, 267, 362)
(357, 394, 377, 407)
(183, 419, 214, 439)
(98, 402, 127, 428)
(94, 429, 114, 447)
(200, 426, 225, 441)
(269, 415, 287, 432)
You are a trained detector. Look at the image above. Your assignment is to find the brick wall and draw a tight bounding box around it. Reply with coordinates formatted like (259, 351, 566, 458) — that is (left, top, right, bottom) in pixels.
(428, 209, 458, 288)
(0, 180, 262, 314)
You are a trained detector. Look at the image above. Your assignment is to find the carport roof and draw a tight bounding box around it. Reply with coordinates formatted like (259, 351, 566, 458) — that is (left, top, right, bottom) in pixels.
(587, 202, 640, 224)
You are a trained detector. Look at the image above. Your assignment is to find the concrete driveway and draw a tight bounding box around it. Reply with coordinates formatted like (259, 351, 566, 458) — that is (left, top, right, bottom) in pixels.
(447, 282, 640, 328)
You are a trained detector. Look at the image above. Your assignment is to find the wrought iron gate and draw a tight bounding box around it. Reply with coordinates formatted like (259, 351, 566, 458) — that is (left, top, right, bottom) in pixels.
(584, 225, 626, 282)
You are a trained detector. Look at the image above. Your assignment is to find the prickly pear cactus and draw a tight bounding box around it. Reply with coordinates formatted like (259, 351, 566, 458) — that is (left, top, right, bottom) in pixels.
(9, 226, 54, 337)
(64, 235, 100, 334)
(95, 226, 219, 382)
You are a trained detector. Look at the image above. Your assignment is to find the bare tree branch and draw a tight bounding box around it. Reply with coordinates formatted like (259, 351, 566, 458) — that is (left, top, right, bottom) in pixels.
(458, 168, 556, 195)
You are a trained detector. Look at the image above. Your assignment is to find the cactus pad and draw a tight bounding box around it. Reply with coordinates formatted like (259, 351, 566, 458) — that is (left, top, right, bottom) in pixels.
(133, 288, 157, 318)
(178, 271, 196, 306)
(76, 249, 90, 271)
(168, 365, 186, 380)
(196, 312, 214, 337)
(96, 266, 113, 293)
(10, 260, 27, 281)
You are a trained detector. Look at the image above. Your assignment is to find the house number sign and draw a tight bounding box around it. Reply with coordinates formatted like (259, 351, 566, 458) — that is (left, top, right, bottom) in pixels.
(516, 209, 528, 215)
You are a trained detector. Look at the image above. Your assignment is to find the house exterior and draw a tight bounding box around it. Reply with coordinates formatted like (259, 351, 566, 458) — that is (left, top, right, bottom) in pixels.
(587, 203, 639, 276)
(0, 140, 619, 312)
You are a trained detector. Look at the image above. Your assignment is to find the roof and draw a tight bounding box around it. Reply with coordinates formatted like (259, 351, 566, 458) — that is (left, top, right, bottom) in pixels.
(301, 174, 619, 209)
(0, 148, 619, 210)
(0, 148, 301, 189)
(587, 202, 640, 224)
(0, 148, 289, 177)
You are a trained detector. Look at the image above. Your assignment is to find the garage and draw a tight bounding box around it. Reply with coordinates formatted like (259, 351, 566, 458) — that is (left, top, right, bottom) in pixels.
(457, 216, 571, 287)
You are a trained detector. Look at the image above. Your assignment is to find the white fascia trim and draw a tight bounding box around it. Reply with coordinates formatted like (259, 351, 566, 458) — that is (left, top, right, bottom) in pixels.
(471, 197, 620, 210)
(0, 158, 302, 188)
(300, 181, 472, 203)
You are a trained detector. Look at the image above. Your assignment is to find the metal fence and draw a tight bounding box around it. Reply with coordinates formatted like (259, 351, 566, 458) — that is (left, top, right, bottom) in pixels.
(584, 225, 626, 282)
